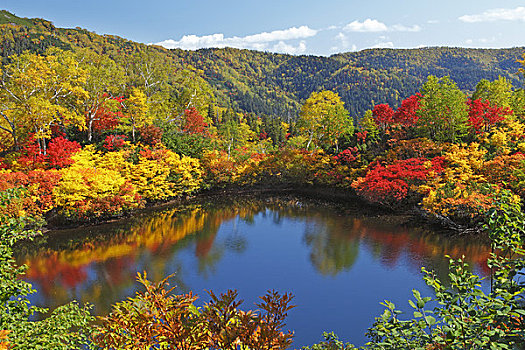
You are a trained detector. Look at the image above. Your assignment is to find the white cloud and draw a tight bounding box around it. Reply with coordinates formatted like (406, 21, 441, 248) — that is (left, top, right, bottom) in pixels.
(390, 24, 421, 32)
(343, 19, 421, 33)
(154, 25, 317, 53)
(242, 26, 317, 43)
(464, 37, 498, 47)
(427, 19, 439, 24)
(333, 32, 357, 52)
(370, 41, 394, 49)
(459, 7, 525, 23)
(479, 36, 496, 44)
(344, 19, 388, 32)
(272, 40, 307, 55)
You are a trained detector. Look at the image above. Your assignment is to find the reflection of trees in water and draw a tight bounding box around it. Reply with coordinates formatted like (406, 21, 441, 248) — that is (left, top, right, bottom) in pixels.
(303, 220, 359, 276)
(16, 194, 491, 315)
(350, 217, 491, 284)
(293, 207, 490, 277)
(195, 228, 223, 278)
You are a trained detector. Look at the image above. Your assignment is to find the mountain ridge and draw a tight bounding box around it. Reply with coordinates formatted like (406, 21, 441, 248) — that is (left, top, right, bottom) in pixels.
(0, 9, 524, 120)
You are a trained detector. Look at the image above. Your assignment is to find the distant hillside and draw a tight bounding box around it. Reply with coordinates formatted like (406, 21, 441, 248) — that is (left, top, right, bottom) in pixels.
(0, 10, 523, 121)
(177, 47, 524, 120)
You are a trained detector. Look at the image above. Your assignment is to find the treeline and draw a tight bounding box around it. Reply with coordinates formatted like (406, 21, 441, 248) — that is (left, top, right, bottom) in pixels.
(0, 10, 523, 122)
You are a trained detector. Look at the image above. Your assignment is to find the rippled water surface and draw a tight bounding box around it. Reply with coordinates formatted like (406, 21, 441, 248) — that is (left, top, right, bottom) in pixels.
(17, 194, 491, 348)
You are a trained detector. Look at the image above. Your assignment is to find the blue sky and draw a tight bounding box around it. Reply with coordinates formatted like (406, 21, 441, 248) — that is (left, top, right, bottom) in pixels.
(2, 0, 525, 55)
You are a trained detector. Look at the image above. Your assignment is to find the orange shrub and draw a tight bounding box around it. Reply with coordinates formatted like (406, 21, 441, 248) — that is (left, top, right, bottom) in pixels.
(0, 169, 61, 220)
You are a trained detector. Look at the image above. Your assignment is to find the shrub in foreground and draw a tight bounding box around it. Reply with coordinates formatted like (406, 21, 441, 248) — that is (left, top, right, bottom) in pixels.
(0, 188, 94, 349)
(93, 273, 295, 350)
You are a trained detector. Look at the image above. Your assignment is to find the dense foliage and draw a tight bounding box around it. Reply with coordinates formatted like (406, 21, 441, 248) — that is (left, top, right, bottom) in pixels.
(0, 39, 523, 229)
(2, 8, 525, 349)
(0, 189, 93, 349)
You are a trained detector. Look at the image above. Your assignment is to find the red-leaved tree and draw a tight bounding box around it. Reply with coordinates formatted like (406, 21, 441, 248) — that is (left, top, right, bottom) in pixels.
(394, 93, 421, 126)
(91, 95, 125, 136)
(467, 98, 511, 134)
(372, 104, 395, 131)
(46, 137, 82, 169)
(18, 136, 81, 170)
(103, 135, 127, 151)
(183, 107, 208, 134)
(352, 156, 445, 206)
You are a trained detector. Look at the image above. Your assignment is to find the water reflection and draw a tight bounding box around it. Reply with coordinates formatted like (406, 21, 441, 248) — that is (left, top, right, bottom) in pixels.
(16, 195, 491, 347)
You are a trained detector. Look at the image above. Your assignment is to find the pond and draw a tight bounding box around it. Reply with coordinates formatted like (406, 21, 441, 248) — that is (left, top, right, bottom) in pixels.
(16, 194, 492, 348)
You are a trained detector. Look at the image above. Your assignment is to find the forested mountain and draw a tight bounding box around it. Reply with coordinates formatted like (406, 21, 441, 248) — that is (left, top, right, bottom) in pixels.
(179, 47, 524, 121)
(0, 10, 523, 121)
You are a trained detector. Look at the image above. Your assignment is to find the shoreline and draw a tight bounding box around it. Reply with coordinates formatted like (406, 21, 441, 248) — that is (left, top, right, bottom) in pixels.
(42, 184, 487, 239)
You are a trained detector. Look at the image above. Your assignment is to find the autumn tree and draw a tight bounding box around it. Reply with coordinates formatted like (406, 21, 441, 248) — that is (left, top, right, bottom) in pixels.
(467, 98, 511, 134)
(76, 49, 125, 142)
(121, 88, 150, 142)
(511, 88, 525, 121)
(372, 103, 395, 131)
(472, 76, 513, 109)
(170, 68, 217, 122)
(394, 93, 421, 126)
(416, 76, 468, 143)
(298, 90, 353, 151)
(182, 107, 208, 134)
(119, 49, 172, 100)
(217, 109, 256, 156)
(90, 96, 124, 135)
(0, 49, 87, 151)
(358, 110, 379, 142)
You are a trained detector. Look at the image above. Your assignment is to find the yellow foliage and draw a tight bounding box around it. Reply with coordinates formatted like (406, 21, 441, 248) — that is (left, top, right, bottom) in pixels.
(482, 120, 525, 155)
(95, 148, 133, 174)
(53, 146, 139, 217)
(53, 165, 139, 217)
(0, 49, 88, 147)
(59, 145, 202, 206)
(69, 145, 100, 168)
(124, 148, 203, 201)
(490, 130, 509, 155)
(420, 143, 492, 219)
(174, 155, 203, 194)
(439, 143, 487, 184)
(0, 330, 10, 350)
(125, 157, 172, 200)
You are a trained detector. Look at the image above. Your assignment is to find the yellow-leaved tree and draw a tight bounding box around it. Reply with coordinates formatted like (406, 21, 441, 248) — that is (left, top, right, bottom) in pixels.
(0, 49, 88, 151)
(121, 87, 150, 142)
(298, 90, 353, 152)
(76, 48, 125, 142)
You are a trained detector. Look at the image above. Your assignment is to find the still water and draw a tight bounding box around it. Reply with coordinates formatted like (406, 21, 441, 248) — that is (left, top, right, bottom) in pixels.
(17, 194, 491, 348)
